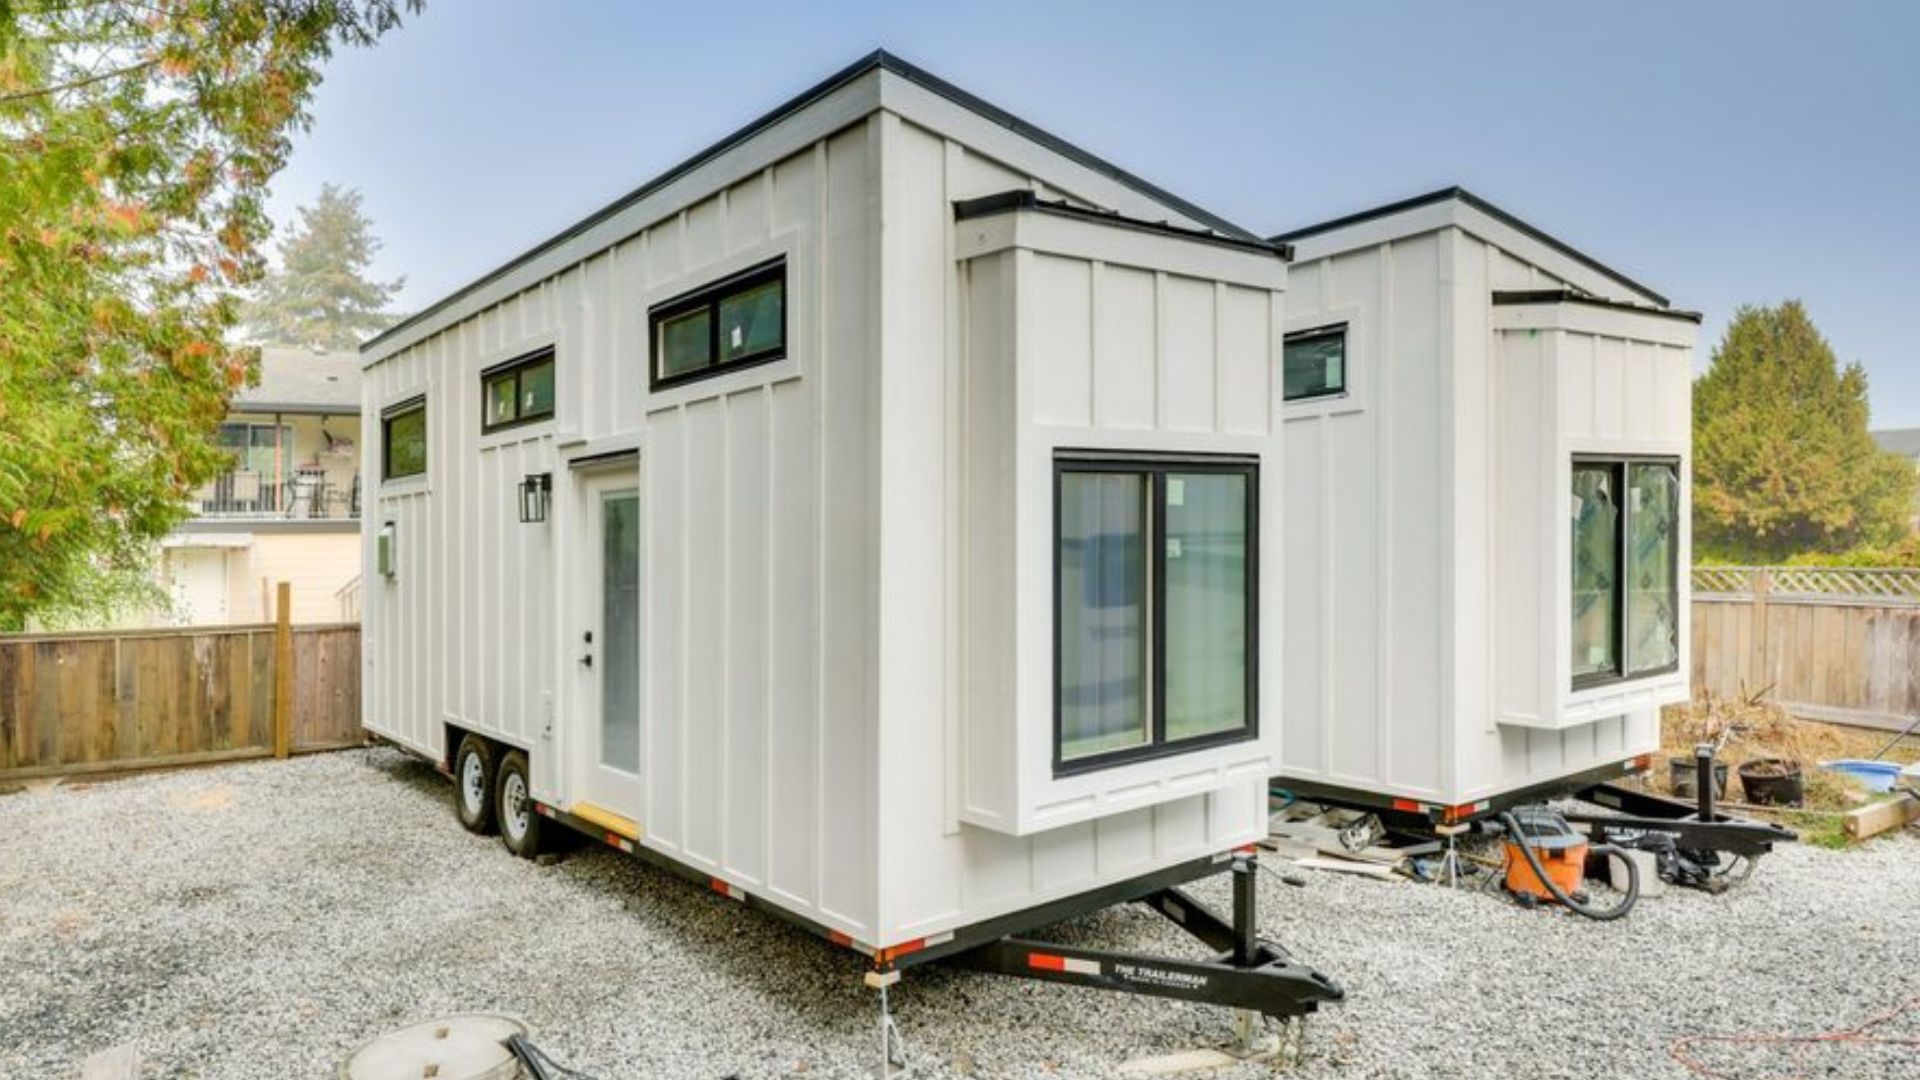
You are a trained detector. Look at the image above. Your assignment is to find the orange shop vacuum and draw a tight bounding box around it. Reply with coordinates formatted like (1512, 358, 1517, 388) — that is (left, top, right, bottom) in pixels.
(1495, 806, 1639, 921)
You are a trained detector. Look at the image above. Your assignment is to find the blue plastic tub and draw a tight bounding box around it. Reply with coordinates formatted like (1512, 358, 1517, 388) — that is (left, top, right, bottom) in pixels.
(1819, 759, 1903, 793)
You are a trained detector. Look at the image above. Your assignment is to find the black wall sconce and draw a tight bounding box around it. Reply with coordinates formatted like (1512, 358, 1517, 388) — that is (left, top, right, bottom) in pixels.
(518, 472, 552, 523)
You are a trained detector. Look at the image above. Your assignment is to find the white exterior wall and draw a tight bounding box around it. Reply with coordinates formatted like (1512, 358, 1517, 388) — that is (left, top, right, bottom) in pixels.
(872, 118, 1288, 943)
(1278, 221, 1692, 807)
(363, 72, 1283, 950)
(364, 118, 887, 939)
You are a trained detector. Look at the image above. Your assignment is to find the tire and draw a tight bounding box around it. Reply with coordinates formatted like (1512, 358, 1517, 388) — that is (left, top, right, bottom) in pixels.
(495, 749, 544, 859)
(453, 734, 497, 835)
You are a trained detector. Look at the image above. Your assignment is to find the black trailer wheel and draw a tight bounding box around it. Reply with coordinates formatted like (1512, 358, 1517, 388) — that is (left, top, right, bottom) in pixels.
(453, 733, 497, 835)
(495, 749, 544, 859)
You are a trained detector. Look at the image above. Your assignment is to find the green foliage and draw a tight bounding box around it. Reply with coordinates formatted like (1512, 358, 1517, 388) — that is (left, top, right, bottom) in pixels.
(1692, 301, 1911, 563)
(0, 1, 418, 630)
(245, 182, 401, 348)
(1781, 535, 1920, 569)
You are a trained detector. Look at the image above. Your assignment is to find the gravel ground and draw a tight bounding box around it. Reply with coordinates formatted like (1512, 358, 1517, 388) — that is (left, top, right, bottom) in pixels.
(2, 749, 1916, 1080)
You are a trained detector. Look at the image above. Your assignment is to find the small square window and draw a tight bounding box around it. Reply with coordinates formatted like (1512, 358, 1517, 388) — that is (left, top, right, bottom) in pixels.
(649, 259, 786, 389)
(382, 400, 427, 480)
(1283, 325, 1346, 402)
(480, 349, 556, 432)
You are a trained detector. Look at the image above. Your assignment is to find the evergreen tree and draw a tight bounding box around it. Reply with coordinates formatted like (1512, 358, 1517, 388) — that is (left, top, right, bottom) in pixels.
(1692, 301, 1910, 562)
(246, 183, 404, 349)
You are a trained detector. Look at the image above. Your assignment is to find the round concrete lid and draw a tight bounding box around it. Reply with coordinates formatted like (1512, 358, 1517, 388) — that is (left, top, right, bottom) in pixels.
(338, 1014, 528, 1080)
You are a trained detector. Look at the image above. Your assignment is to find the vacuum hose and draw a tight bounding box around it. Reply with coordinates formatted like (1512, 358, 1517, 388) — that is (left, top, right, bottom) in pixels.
(1497, 810, 1639, 922)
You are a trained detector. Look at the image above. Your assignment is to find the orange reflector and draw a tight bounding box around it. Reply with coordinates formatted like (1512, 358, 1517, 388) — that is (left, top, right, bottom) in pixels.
(1234, 843, 1258, 855)
(1631, 754, 1654, 772)
(1028, 952, 1066, 972)
(829, 930, 855, 948)
(876, 938, 928, 965)
(1391, 798, 1425, 814)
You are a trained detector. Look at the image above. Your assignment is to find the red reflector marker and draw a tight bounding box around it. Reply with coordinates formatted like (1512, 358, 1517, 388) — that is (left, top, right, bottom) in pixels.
(1028, 952, 1067, 972)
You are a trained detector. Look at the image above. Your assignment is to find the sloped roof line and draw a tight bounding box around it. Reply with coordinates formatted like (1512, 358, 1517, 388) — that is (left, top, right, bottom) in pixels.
(361, 49, 1262, 356)
(1272, 185, 1670, 309)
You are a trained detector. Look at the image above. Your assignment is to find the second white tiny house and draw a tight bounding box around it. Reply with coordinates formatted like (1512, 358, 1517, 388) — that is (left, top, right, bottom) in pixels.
(358, 52, 1339, 1024)
(1269, 189, 1698, 817)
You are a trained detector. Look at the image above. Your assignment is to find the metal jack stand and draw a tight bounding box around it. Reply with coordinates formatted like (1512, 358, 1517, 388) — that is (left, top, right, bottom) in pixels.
(1434, 822, 1471, 889)
(866, 970, 908, 1078)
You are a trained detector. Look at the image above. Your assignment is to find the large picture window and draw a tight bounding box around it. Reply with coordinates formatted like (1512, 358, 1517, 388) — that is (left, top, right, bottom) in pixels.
(649, 259, 786, 390)
(1055, 454, 1257, 774)
(482, 348, 555, 432)
(1572, 456, 1679, 688)
(382, 398, 427, 481)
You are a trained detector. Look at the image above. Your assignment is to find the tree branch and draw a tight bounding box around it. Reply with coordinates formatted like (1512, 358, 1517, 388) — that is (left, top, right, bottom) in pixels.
(0, 57, 161, 104)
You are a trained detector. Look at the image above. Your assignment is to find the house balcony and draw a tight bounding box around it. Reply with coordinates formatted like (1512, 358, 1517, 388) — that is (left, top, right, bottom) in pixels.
(192, 467, 361, 522)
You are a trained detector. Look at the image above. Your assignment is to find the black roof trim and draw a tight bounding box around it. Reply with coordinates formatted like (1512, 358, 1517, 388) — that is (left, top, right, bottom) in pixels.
(954, 190, 1291, 259)
(364, 49, 1262, 355)
(1492, 288, 1701, 324)
(1271, 186, 1670, 309)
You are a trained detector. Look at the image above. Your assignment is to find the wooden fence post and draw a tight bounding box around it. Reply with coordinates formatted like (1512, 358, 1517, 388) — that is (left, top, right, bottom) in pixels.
(1750, 567, 1772, 692)
(273, 581, 292, 759)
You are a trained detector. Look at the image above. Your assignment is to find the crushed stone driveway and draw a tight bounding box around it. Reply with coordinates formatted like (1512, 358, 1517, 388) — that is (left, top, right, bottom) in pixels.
(2, 748, 1917, 1079)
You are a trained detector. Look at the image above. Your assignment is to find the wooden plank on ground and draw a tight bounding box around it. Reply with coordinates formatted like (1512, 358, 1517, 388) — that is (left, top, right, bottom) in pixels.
(1843, 792, 1920, 841)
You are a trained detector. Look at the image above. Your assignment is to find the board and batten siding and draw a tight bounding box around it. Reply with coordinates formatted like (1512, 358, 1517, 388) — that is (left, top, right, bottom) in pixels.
(365, 90, 1287, 947)
(881, 115, 1286, 942)
(1278, 223, 1688, 806)
(365, 119, 888, 937)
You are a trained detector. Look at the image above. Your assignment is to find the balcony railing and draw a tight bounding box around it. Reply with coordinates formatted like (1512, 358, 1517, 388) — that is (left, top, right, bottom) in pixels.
(193, 468, 360, 521)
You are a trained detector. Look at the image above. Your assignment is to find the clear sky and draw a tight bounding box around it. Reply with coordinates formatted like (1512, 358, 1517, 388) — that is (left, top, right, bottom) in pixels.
(273, 1, 1920, 424)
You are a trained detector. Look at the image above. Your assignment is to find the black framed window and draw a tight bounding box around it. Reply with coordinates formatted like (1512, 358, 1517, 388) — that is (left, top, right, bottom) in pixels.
(1055, 453, 1258, 775)
(382, 397, 427, 481)
(1572, 455, 1680, 689)
(649, 258, 786, 389)
(1283, 324, 1347, 402)
(482, 348, 556, 432)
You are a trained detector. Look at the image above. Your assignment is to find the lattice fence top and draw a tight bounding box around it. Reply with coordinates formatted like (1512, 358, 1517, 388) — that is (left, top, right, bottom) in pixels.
(1691, 565, 1920, 600)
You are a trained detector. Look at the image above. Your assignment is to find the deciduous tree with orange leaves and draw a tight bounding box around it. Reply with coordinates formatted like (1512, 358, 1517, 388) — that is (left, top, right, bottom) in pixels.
(0, 1, 419, 628)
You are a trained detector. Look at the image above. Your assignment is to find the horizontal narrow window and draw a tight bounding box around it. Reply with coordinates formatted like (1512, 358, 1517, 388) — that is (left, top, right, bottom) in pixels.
(1283, 324, 1346, 402)
(1056, 453, 1258, 775)
(1572, 456, 1680, 689)
(482, 348, 556, 432)
(382, 399, 427, 480)
(649, 259, 786, 390)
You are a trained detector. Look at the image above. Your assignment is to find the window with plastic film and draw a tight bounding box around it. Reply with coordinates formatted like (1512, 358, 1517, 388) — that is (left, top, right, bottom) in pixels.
(1571, 456, 1681, 688)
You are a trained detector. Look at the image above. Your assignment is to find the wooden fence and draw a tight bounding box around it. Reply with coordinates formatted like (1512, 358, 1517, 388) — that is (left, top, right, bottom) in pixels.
(1692, 566, 1920, 732)
(0, 611, 360, 780)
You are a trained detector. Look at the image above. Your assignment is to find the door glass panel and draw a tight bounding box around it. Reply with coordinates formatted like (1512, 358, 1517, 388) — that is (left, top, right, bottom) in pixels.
(600, 491, 641, 772)
(1057, 471, 1150, 762)
(1571, 464, 1620, 679)
(1164, 472, 1250, 741)
(1626, 462, 1679, 674)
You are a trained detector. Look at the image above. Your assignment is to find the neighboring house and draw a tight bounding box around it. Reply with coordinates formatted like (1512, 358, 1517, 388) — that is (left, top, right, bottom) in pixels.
(1870, 427, 1920, 530)
(158, 347, 363, 625)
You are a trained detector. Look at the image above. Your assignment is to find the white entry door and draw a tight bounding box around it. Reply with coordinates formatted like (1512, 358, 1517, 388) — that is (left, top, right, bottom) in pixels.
(574, 466, 644, 820)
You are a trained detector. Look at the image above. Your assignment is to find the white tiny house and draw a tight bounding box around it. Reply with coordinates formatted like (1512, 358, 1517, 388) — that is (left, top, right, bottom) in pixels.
(1269, 189, 1698, 817)
(358, 51, 1317, 994)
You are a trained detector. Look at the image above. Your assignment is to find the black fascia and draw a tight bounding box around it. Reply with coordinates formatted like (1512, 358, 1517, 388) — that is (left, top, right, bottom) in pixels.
(1271, 186, 1672, 309)
(954, 190, 1292, 259)
(1491, 288, 1703, 324)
